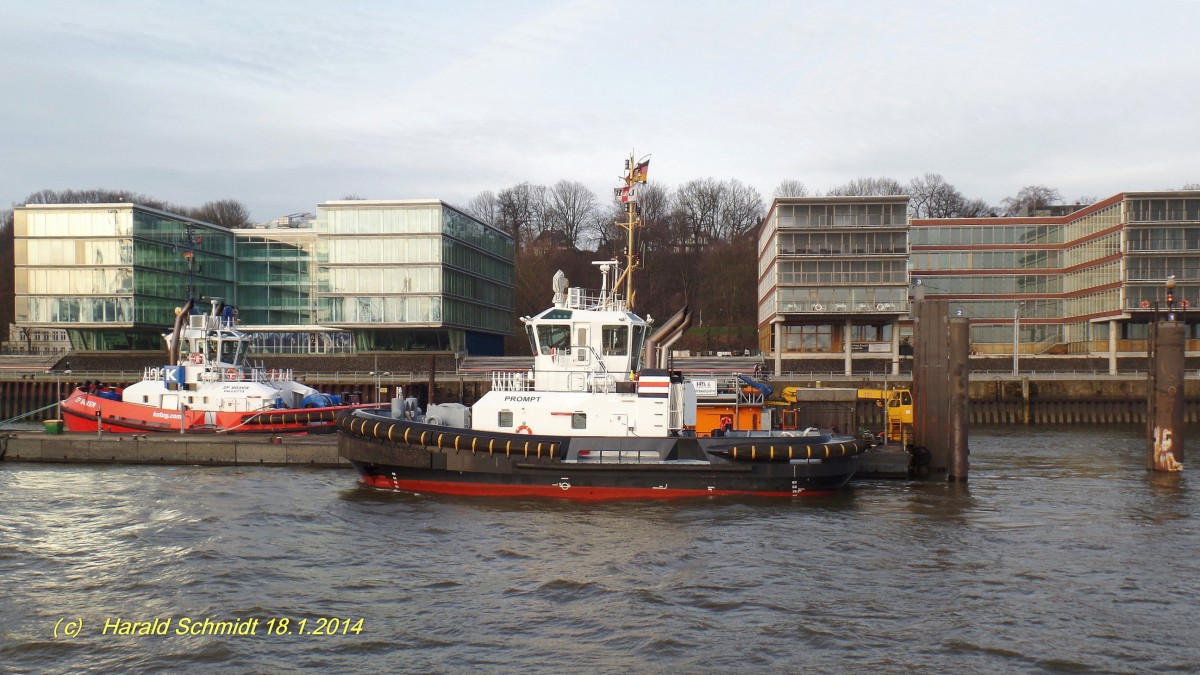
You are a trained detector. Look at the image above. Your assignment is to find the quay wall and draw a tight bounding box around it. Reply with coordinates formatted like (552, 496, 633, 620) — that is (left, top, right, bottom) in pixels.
(0, 432, 347, 467)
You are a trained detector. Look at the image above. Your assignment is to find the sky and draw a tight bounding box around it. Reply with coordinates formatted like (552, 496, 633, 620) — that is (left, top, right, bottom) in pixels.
(2, 0, 1198, 223)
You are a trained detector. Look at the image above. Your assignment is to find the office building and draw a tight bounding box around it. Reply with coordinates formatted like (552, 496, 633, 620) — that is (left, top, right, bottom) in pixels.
(757, 196, 911, 374)
(11, 199, 515, 356)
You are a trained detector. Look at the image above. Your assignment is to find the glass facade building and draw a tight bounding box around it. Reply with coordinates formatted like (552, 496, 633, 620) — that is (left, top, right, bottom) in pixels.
(232, 228, 317, 326)
(13, 204, 236, 350)
(12, 200, 515, 356)
(312, 200, 514, 355)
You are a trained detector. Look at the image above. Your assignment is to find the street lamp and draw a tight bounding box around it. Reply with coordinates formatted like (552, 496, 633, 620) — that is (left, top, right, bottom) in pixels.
(1165, 274, 1177, 321)
(56, 368, 73, 420)
(369, 371, 391, 403)
(1012, 301, 1025, 377)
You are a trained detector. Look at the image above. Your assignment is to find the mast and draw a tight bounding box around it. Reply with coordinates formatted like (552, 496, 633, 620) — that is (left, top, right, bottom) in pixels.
(612, 152, 649, 310)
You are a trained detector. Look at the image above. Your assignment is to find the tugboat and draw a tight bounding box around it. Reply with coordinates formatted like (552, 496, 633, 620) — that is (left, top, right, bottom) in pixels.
(60, 298, 371, 434)
(338, 155, 872, 499)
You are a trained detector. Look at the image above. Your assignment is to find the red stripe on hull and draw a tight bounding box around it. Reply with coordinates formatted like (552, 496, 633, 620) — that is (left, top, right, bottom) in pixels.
(358, 474, 835, 500)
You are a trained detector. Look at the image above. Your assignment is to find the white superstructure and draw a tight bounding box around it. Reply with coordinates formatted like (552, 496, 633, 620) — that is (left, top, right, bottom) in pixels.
(120, 298, 331, 413)
(467, 262, 696, 438)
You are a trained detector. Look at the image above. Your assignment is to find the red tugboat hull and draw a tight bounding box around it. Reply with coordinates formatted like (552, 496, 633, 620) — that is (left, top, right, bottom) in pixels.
(60, 389, 367, 434)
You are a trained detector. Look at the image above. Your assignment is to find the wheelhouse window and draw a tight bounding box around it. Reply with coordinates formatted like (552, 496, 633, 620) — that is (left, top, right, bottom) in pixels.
(536, 324, 570, 354)
(629, 323, 647, 370)
(602, 325, 628, 355)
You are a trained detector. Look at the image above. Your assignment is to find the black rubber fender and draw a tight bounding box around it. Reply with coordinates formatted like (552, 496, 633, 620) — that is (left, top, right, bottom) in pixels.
(909, 445, 932, 467)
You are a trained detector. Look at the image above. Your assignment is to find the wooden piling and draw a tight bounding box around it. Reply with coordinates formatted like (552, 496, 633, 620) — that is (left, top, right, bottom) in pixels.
(1021, 377, 1031, 424)
(1148, 320, 1185, 472)
(912, 298, 953, 475)
(948, 317, 970, 481)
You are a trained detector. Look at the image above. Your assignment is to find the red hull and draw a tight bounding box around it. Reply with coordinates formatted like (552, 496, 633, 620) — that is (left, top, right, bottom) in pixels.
(60, 390, 364, 434)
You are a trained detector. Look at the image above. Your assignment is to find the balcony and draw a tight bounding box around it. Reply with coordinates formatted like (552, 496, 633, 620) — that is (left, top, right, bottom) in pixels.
(780, 301, 905, 314)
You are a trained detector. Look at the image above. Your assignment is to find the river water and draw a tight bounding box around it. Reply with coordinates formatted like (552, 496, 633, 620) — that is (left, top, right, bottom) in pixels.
(1, 425, 1198, 673)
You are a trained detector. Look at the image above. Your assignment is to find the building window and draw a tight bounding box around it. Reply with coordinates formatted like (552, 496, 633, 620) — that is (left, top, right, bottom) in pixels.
(782, 324, 832, 352)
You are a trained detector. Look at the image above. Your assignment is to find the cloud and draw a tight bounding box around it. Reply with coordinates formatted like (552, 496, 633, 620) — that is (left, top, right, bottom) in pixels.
(2, 0, 1199, 220)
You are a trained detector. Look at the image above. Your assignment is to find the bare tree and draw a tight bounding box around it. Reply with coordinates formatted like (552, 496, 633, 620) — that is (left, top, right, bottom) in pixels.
(1001, 185, 1062, 216)
(675, 178, 723, 246)
(632, 182, 674, 253)
(908, 173, 965, 218)
(340, 194, 369, 200)
(773, 180, 809, 198)
(14, 188, 253, 226)
(1182, 183, 1200, 190)
(719, 180, 766, 240)
(1073, 195, 1098, 207)
(674, 178, 765, 245)
(957, 197, 996, 217)
(827, 176, 906, 196)
(544, 180, 599, 250)
(23, 188, 184, 213)
(191, 199, 252, 228)
(496, 182, 548, 249)
(464, 190, 499, 226)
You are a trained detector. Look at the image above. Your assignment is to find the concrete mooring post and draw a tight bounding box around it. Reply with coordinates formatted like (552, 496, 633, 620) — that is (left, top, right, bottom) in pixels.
(1147, 320, 1184, 472)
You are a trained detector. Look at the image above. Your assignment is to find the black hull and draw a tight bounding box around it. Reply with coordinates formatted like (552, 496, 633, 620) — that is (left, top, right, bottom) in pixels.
(337, 413, 868, 500)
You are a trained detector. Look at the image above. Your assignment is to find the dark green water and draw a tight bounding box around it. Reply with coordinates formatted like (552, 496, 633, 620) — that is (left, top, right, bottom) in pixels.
(1, 426, 1197, 673)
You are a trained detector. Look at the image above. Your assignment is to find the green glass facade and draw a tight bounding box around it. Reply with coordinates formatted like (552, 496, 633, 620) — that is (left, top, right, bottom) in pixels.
(313, 200, 513, 354)
(233, 230, 316, 325)
(14, 204, 235, 350)
(14, 200, 515, 355)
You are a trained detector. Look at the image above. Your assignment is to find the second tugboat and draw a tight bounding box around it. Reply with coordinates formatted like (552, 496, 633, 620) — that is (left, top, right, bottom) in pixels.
(339, 154, 872, 499)
(60, 298, 372, 434)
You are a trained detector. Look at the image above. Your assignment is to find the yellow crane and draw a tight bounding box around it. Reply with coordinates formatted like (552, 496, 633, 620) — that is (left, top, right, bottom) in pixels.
(855, 388, 914, 443)
(775, 386, 914, 443)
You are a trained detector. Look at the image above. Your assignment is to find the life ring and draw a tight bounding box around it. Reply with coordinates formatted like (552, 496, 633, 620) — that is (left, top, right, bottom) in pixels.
(266, 368, 280, 380)
(224, 368, 241, 381)
(1140, 300, 1151, 308)
(1183, 300, 1191, 308)
(515, 425, 533, 435)
(189, 352, 204, 365)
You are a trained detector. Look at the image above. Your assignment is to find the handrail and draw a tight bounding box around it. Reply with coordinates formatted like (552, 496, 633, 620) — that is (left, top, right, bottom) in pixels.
(3, 366, 1197, 384)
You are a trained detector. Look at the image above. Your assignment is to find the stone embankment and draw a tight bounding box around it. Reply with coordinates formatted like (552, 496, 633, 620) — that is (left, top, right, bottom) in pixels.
(0, 432, 346, 467)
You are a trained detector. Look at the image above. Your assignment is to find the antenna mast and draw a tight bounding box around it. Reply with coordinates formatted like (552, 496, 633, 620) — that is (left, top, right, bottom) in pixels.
(612, 151, 649, 310)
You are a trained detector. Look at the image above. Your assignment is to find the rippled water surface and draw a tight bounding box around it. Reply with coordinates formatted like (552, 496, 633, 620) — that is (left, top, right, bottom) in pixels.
(2, 425, 1199, 673)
